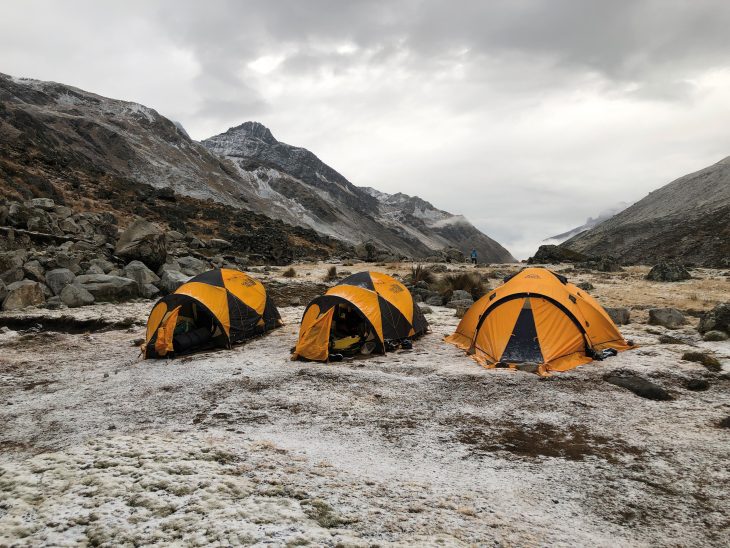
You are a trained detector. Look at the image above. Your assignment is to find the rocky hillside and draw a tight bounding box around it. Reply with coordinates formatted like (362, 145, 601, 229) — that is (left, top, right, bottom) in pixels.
(544, 202, 629, 244)
(562, 156, 730, 267)
(0, 73, 513, 262)
(203, 122, 515, 262)
(0, 73, 344, 265)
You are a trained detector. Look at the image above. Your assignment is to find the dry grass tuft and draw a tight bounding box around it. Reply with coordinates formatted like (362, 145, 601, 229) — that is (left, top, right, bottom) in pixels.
(282, 267, 296, 278)
(324, 266, 337, 281)
(438, 272, 488, 300)
(410, 264, 435, 286)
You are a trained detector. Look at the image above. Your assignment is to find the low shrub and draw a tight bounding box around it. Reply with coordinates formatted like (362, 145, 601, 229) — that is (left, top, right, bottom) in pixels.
(438, 272, 488, 300)
(282, 267, 296, 278)
(324, 266, 337, 281)
(410, 264, 435, 286)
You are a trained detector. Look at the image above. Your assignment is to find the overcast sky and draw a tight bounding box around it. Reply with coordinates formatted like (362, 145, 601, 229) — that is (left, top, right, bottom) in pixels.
(2, 0, 730, 258)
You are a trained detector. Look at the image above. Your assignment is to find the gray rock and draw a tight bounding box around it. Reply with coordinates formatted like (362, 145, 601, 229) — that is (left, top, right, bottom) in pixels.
(447, 298, 474, 310)
(698, 303, 730, 335)
(605, 307, 631, 325)
(177, 256, 209, 276)
(75, 274, 139, 302)
(430, 264, 448, 273)
(26, 213, 51, 233)
(22, 260, 45, 282)
(208, 238, 232, 249)
(426, 295, 444, 306)
(604, 372, 672, 401)
(648, 308, 686, 329)
(157, 270, 190, 294)
(441, 247, 465, 263)
(646, 261, 691, 282)
(54, 205, 74, 219)
(450, 290, 473, 302)
(418, 305, 433, 314)
(89, 258, 115, 274)
(166, 230, 185, 241)
(58, 217, 80, 234)
(86, 264, 105, 275)
(0, 267, 24, 285)
(30, 198, 55, 211)
(455, 305, 470, 318)
(703, 330, 729, 342)
(2, 280, 45, 311)
(124, 260, 160, 287)
(188, 237, 205, 249)
(53, 252, 81, 274)
(7, 202, 31, 228)
(60, 283, 95, 308)
(576, 281, 594, 291)
(114, 219, 167, 271)
(44, 295, 63, 310)
(45, 268, 76, 296)
(140, 283, 161, 299)
(0, 280, 7, 302)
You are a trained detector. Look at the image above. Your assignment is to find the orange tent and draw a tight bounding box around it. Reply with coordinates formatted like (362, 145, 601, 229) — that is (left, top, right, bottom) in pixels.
(292, 271, 428, 362)
(445, 267, 632, 374)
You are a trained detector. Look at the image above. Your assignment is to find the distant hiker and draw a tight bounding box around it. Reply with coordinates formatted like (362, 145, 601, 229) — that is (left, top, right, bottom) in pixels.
(470, 248, 477, 265)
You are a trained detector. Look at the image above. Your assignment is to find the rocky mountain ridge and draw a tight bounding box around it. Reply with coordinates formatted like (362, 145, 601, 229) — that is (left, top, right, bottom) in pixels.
(203, 121, 515, 262)
(561, 156, 730, 267)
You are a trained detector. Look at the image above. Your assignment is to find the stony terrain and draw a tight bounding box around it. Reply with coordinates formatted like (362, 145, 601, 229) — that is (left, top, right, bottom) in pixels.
(562, 155, 730, 267)
(1, 262, 728, 547)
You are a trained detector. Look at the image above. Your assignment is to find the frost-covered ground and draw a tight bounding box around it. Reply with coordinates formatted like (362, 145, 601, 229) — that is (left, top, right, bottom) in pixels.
(1, 265, 729, 547)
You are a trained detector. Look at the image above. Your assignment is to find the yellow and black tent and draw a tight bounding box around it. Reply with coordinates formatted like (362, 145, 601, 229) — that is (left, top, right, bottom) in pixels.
(292, 271, 428, 362)
(446, 267, 631, 374)
(144, 268, 281, 358)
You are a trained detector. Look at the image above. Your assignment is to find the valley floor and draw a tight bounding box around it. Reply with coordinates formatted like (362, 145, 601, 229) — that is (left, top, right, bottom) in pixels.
(0, 264, 728, 547)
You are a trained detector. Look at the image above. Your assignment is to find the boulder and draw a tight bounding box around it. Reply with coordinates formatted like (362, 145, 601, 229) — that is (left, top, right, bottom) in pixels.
(577, 256, 622, 272)
(208, 238, 232, 249)
(7, 202, 31, 228)
(419, 305, 433, 314)
(30, 198, 55, 211)
(177, 256, 209, 276)
(2, 280, 45, 311)
(54, 205, 74, 219)
(188, 237, 205, 249)
(45, 268, 76, 296)
(648, 308, 686, 329)
(60, 283, 95, 308)
(646, 261, 691, 282)
(114, 219, 167, 271)
(441, 247, 465, 263)
(703, 330, 728, 342)
(450, 290, 473, 302)
(22, 260, 45, 282)
(140, 283, 161, 300)
(124, 260, 160, 287)
(89, 258, 116, 274)
(697, 303, 730, 335)
(0, 267, 24, 285)
(527, 245, 588, 264)
(166, 230, 185, 241)
(426, 295, 444, 306)
(86, 264, 105, 275)
(576, 281, 594, 291)
(59, 217, 80, 234)
(604, 372, 672, 401)
(158, 270, 190, 294)
(605, 307, 631, 325)
(685, 378, 710, 392)
(354, 241, 378, 261)
(75, 274, 139, 302)
(44, 296, 63, 310)
(26, 213, 52, 233)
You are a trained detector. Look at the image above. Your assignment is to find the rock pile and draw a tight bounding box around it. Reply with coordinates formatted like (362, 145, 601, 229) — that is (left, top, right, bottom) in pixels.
(646, 261, 691, 282)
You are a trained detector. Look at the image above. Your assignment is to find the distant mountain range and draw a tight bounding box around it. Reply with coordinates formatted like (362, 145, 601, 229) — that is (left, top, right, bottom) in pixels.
(0, 73, 514, 263)
(543, 203, 630, 244)
(561, 157, 730, 267)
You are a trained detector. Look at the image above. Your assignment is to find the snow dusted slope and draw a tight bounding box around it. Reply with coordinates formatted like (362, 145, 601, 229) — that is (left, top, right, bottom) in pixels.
(204, 122, 515, 262)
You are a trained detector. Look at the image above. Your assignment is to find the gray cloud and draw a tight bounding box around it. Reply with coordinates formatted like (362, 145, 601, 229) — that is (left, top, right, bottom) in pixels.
(2, 0, 730, 257)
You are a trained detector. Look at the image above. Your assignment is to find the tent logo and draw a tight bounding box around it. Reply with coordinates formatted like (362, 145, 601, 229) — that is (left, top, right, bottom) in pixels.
(389, 284, 404, 293)
(525, 274, 541, 279)
(241, 278, 257, 287)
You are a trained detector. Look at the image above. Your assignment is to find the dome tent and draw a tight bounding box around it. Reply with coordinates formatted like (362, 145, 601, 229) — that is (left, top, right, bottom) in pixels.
(144, 268, 281, 358)
(292, 271, 428, 362)
(445, 267, 631, 374)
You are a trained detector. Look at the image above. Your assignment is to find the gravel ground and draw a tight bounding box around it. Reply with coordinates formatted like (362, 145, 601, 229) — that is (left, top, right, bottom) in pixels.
(0, 266, 729, 547)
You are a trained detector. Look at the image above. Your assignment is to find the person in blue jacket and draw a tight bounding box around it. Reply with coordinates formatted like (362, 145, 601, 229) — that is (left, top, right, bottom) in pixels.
(470, 248, 477, 265)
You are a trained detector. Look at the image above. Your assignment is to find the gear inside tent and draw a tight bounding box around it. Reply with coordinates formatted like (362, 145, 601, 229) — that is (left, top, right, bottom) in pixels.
(292, 271, 428, 362)
(144, 268, 282, 358)
(445, 267, 633, 374)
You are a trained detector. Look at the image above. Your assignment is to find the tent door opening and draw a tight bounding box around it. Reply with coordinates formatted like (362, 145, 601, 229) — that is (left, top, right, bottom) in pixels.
(150, 301, 226, 357)
(329, 303, 377, 356)
(500, 298, 543, 363)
